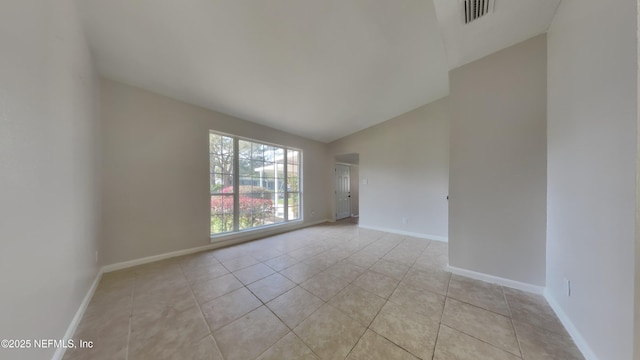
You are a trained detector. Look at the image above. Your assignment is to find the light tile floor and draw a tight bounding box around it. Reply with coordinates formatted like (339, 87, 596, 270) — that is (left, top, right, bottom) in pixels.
(63, 221, 584, 360)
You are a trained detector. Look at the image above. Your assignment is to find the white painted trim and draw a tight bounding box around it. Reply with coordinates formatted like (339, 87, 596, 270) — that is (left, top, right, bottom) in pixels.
(306, 219, 331, 227)
(446, 265, 545, 294)
(52, 271, 103, 360)
(102, 243, 224, 273)
(335, 161, 358, 166)
(544, 290, 599, 360)
(358, 224, 448, 242)
(210, 219, 312, 243)
(210, 218, 328, 247)
(103, 219, 329, 273)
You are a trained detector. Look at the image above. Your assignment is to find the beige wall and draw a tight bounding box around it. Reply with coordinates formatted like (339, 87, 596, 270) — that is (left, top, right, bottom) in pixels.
(100, 78, 330, 265)
(546, 1, 637, 359)
(637, 3, 640, 358)
(0, 1, 101, 359)
(328, 98, 449, 240)
(448, 34, 547, 286)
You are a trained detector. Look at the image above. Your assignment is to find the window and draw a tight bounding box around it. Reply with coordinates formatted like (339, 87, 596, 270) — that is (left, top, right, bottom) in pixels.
(210, 131, 302, 236)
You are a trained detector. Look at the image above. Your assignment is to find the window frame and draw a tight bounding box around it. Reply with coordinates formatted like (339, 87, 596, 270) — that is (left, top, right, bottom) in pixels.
(209, 130, 303, 238)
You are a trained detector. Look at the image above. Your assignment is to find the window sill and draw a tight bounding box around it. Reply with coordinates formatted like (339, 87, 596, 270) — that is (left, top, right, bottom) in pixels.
(210, 219, 304, 243)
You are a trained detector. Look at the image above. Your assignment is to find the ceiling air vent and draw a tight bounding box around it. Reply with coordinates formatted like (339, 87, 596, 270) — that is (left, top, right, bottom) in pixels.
(463, 0, 494, 24)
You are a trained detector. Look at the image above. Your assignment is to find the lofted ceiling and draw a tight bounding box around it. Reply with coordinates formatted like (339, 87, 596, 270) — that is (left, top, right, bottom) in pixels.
(77, 0, 560, 143)
(433, 0, 561, 70)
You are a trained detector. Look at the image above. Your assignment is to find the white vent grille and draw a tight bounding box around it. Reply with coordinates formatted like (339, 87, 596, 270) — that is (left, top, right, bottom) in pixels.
(463, 0, 494, 24)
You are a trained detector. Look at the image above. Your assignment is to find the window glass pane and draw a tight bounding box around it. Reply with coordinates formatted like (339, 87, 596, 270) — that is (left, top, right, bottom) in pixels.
(210, 133, 234, 190)
(211, 194, 234, 234)
(288, 206, 300, 220)
(252, 143, 264, 159)
(239, 157, 254, 178)
(210, 134, 234, 154)
(209, 133, 221, 153)
(211, 132, 302, 236)
(287, 173, 299, 192)
(272, 209, 284, 224)
(211, 173, 233, 193)
(221, 136, 233, 154)
(287, 192, 300, 221)
(251, 159, 265, 171)
(287, 150, 300, 164)
(238, 183, 274, 229)
(275, 177, 283, 191)
(238, 211, 253, 230)
(263, 145, 275, 163)
(210, 132, 235, 235)
(267, 164, 278, 179)
(275, 147, 285, 163)
(210, 153, 233, 174)
(239, 140, 252, 160)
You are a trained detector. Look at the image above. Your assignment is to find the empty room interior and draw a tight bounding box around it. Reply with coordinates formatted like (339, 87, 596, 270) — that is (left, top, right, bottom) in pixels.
(1, 0, 639, 360)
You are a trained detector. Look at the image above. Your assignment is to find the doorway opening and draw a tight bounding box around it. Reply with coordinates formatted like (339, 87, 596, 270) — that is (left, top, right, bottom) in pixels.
(335, 164, 350, 220)
(334, 153, 359, 221)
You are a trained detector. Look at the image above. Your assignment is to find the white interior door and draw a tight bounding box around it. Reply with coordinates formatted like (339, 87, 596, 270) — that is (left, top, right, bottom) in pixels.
(335, 164, 351, 220)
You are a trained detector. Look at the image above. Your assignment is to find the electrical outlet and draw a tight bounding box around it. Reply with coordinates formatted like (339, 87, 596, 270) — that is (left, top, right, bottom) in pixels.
(402, 217, 408, 224)
(311, 210, 315, 218)
(564, 278, 571, 297)
(95, 251, 99, 265)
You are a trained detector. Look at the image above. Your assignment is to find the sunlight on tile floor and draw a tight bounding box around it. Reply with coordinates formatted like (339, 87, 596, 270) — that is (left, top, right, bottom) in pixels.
(63, 221, 584, 360)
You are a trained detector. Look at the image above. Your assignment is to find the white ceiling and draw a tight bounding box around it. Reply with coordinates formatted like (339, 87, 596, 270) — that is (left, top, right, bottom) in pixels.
(77, 0, 560, 143)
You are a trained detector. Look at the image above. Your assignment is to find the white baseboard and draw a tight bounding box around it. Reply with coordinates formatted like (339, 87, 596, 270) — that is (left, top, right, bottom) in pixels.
(52, 270, 103, 360)
(103, 219, 329, 273)
(544, 290, 599, 360)
(102, 242, 225, 273)
(446, 265, 545, 294)
(211, 219, 329, 244)
(309, 219, 331, 226)
(358, 224, 448, 242)
(446, 266, 595, 360)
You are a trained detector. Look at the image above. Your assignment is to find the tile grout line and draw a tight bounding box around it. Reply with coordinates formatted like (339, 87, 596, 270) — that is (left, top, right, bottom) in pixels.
(431, 322, 444, 360)
(501, 291, 577, 339)
(199, 249, 298, 358)
(124, 274, 136, 360)
(433, 244, 450, 360)
(419, 244, 526, 359)
(179, 262, 225, 358)
(356, 241, 433, 360)
(441, 280, 525, 359)
(445, 295, 513, 318)
(260, 279, 331, 357)
(441, 272, 453, 323)
(289, 331, 323, 360)
(256, 245, 331, 359)
(334, 239, 399, 360)
(441, 302, 523, 358)
(503, 287, 526, 359)
(266, 231, 401, 359)
(345, 229, 418, 358)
